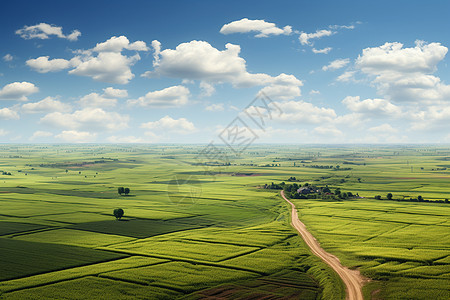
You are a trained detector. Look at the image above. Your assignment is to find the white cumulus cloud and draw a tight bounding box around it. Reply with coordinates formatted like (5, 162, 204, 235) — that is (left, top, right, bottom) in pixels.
(103, 87, 128, 98)
(312, 47, 332, 54)
(69, 52, 140, 84)
(30, 131, 53, 140)
(128, 85, 190, 108)
(30, 130, 53, 140)
(357, 40, 447, 74)
(368, 123, 398, 134)
(26, 56, 79, 73)
(199, 81, 215, 97)
(356, 40, 450, 103)
(78, 93, 117, 108)
(0, 82, 39, 101)
(40, 108, 129, 131)
(22, 97, 72, 113)
(220, 18, 292, 38)
(254, 100, 336, 124)
(146, 40, 302, 90)
(27, 36, 148, 84)
(258, 74, 303, 100)
(55, 130, 97, 142)
(322, 58, 350, 71)
(16, 23, 81, 41)
(151, 40, 162, 64)
(77, 87, 127, 108)
(93, 35, 149, 52)
(336, 71, 357, 82)
(3, 54, 13, 62)
(342, 96, 402, 116)
(141, 115, 196, 133)
(313, 125, 343, 136)
(205, 103, 224, 111)
(410, 104, 450, 131)
(299, 29, 334, 45)
(0, 108, 19, 120)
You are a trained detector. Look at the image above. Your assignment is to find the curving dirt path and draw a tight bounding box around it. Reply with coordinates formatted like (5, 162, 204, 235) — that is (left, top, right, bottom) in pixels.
(281, 190, 365, 300)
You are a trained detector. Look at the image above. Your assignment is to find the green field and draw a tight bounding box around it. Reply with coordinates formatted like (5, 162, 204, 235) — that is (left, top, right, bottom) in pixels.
(0, 144, 449, 299)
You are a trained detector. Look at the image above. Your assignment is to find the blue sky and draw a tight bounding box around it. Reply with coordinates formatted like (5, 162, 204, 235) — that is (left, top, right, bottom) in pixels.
(1, 0, 450, 143)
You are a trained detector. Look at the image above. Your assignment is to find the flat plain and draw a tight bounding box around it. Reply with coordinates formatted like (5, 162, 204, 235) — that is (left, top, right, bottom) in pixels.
(0, 144, 449, 299)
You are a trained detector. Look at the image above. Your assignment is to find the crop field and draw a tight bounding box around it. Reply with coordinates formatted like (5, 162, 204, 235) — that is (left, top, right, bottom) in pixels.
(291, 199, 450, 299)
(0, 144, 449, 299)
(0, 238, 127, 281)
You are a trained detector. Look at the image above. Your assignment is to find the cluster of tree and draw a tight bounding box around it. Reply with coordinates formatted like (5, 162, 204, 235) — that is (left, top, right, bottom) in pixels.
(261, 163, 281, 167)
(343, 161, 366, 166)
(287, 176, 300, 182)
(301, 164, 353, 171)
(192, 161, 231, 166)
(333, 188, 355, 200)
(263, 182, 284, 190)
(375, 193, 449, 204)
(375, 193, 408, 201)
(282, 182, 308, 192)
(332, 166, 352, 171)
(304, 165, 336, 169)
(118, 187, 130, 195)
(291, 193, 319, 199)
(1, 171, 12, 175)
(39, 159, 118, 168)
(264, 181, 356, 201)
(113, 208, 124, 220)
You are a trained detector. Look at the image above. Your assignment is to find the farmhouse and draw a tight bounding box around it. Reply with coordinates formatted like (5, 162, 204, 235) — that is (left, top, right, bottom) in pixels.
(297, 187, 313, 194)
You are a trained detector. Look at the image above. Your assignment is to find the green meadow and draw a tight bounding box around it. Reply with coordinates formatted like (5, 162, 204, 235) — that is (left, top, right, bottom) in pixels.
(0, 144, 449, 299)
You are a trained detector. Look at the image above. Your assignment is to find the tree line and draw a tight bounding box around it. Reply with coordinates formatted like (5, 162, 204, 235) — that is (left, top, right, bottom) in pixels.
(375, 193, 449, 204)
(263, 181, 356, 200)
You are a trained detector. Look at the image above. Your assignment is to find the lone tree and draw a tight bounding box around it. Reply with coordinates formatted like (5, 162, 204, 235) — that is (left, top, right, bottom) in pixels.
(387, 193, 393, 200)
(118, 187, 124, 195)
(113, 208, 124, 220)
(124, 187, 130, 195)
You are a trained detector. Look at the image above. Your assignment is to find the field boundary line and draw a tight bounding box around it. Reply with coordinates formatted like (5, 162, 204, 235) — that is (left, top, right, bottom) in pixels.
(0, 226, 60, 238)
(0, 259, 169, 294)
(216, 247, 262, 262)
(97, 274, 149, 286)
(180, 237, 265, 248)
(363, 224, 410, 242)
(311, 213, 433, 226)
(97, 248, 266, 275)
(181, 233, 297, 248)
(0, 256, 135, 294)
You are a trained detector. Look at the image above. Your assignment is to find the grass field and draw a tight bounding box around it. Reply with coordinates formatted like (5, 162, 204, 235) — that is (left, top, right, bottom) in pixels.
(0, 144, 449, 299)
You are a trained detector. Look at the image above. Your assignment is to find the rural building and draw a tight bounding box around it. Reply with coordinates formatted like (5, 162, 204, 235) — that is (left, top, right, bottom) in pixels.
(297, 187, 313, 194)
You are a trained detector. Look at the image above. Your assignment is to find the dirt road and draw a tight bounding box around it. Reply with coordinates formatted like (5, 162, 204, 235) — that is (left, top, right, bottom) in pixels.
(281, 190, 364, 300)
